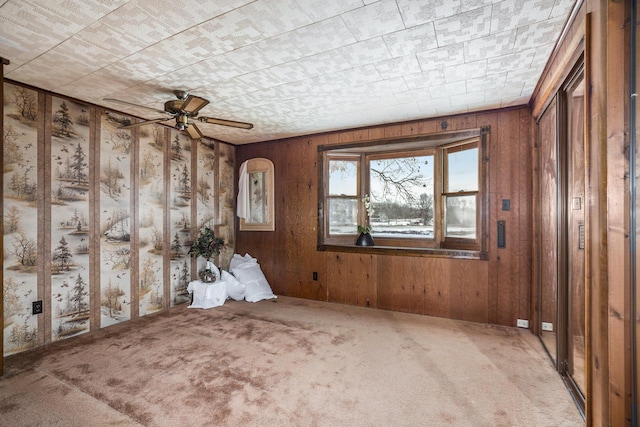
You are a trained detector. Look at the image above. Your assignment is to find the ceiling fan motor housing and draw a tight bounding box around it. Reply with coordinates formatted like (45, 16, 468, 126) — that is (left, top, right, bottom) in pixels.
(175, 114, 189, 130)
(165, 99, 189, 115)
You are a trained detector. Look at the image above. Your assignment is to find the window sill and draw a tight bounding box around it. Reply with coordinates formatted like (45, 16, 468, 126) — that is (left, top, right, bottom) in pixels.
(318, 244, 488, 260)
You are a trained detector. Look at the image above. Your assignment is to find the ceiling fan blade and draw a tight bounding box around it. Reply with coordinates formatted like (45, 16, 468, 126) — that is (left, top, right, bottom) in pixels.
(198, 116, 254, 129)
(103, 98, 171, 116)
(180, 95, 209, 115)
(185, 121, 204, 140)
(119, 117, 172, 129)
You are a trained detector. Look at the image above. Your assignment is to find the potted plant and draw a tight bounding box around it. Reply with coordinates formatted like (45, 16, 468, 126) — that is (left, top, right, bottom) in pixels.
(188, 226, 225, 282)
(355, 194, 375, 246)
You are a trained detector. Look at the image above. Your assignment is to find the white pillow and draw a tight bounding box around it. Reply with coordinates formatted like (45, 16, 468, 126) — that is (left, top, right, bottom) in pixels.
(232, 262, 277, 303)
(221, 270, 245, 301)
(205, 261, 221, 281)
(229, 253, 257, 274)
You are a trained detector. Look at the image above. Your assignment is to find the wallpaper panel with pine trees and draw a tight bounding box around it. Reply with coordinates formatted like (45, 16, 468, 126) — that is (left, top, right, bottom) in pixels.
(2, 82, 235, 356)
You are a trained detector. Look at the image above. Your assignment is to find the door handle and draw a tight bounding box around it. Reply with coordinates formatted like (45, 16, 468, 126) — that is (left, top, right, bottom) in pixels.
(578, 220, 584, 250)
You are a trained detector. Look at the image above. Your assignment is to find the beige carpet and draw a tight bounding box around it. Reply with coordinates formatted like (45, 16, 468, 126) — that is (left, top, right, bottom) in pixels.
(1, 296, 583, 427)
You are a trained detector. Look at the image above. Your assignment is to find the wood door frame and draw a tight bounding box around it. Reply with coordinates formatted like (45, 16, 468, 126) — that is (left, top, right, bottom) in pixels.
(534, 55, 587, 417)
(534, 95, 559, 360)
(557, 60, 587, 414)
(0, 57, 7, 376)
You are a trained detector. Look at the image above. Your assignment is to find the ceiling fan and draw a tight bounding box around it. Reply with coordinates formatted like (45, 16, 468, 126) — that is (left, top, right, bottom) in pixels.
(104, 90, 253, 140)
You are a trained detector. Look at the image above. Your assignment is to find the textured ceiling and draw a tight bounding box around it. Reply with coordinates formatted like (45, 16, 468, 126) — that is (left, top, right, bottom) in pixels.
(0, 0, 576, 145)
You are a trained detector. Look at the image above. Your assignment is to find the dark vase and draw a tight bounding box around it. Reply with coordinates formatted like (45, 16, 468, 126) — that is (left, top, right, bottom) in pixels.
(355, 232, 375, 246)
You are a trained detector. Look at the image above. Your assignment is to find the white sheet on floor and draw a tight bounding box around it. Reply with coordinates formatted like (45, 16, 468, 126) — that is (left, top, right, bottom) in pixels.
(187, 280, 228, 309)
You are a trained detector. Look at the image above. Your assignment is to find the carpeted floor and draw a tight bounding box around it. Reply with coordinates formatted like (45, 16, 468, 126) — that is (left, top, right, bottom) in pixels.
(1, 296, 584, 427)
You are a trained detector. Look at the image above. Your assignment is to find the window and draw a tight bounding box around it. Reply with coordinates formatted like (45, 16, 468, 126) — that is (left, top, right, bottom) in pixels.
(326, 157, 359, 235)
(318, 127, 489, 257)
(442, 142, 479, 247)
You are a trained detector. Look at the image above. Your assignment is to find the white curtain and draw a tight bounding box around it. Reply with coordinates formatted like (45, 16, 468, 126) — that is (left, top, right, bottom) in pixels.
(237, 160, 249, 219)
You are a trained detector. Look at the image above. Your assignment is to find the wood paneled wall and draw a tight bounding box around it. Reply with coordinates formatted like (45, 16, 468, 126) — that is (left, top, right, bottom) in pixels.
(236, 107, 532, 327)
(529, 0, 631, 425)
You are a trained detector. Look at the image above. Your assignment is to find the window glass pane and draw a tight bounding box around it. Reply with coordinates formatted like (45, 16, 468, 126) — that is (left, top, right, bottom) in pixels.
(329, 159, 358, 196)
(445, 195, 476, 238)
(369, 154, 434, 238)
(328, 198, 358, 235)
(447, 147, 478, 192)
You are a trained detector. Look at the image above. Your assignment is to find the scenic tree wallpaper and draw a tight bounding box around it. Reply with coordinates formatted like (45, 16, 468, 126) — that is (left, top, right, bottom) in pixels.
(138, 126, 165, 316)
(2, 82, 233, 356)
(169, 129, 192, 305)
(50, 96, 91, 341)
(3, 83, 39, 354)
(100, 111, 132, 327)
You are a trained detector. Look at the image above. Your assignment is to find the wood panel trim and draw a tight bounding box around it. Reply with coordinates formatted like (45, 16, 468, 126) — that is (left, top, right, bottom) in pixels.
(583, 12, 593, 426)
(319, 245, 484, 259)
(531, 0, 586, 116)
(531, 7, 586, 119)
(129, 124, 140, 319)
(605, 0, 630, 423)
(162, 127, 171, 310)
(42, 94, 52, 344)
(90, 104, 101, 330)
(0, 57, 5, 376)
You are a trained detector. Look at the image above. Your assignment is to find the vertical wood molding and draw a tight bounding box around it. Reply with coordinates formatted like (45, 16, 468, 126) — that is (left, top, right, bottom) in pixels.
(39, 92, 49, 345)
(213, 140, 220, 248)
(162, 127, 171, 310)
(129, 125, 140, 319)
(190, 139, 197, 280)
(0, 57, 6, 376)
(89, 104, 101, 330)
(605, 0, 630, 424)
(587, 0, 617, 424)
(583, 12, 593, 426)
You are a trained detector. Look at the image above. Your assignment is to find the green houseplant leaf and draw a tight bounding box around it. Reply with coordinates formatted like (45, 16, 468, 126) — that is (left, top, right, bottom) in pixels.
(188, 226, 225, 261)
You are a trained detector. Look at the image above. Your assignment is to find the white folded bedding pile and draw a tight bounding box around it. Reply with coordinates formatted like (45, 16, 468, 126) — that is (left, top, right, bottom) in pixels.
(228, 253, 277, 303)
(188, 253, 276, 309)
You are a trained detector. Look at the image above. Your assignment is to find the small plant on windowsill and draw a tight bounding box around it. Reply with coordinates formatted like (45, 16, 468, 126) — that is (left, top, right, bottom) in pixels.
(355, 194, 375, 246)
(188, 226, 225, 282)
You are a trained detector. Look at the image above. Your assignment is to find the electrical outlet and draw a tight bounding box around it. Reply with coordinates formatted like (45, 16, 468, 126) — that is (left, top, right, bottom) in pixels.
(516, 319, 529, 328)
(541, 322, 554, 332)
(32, 300, 43, 315)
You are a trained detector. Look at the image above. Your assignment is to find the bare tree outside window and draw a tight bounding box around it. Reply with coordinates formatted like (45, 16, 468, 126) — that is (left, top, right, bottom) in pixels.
(368, 154, 434, 238)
